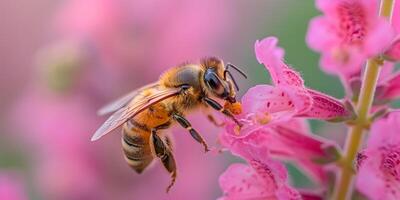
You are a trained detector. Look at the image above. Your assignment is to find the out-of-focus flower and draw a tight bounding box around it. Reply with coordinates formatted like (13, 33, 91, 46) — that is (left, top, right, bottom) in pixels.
(218, 141, 302, 200)
(12, 88, 97, 152)
(355, 111, 400, 200)
(306, 0, 395, 79)
(35, 155, 101, 200)
(0, 173, 27, 200)
(348, 61, 400, 104)
(375, 71, 400, 104)
(55, 0, 234, 80)
(384, 37, 400, 61)
(384, 1, 400, 61)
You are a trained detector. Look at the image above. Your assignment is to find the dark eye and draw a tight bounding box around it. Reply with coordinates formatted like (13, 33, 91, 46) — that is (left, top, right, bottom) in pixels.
(205, 70, 224, 94)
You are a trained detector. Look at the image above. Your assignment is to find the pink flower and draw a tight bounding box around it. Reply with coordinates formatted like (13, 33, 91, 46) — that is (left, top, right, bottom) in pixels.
(306, 0, 395, 79)
(355, 111, 400, 200)
(384, 37, 400, 61)
(375, 71, 400, 103)
(348, 61, 400, 105)
(218, 141, 302, 200)
(218, 37, 344, 185)
(385, 0, 400, 61)
(392, 0, 400, 33)
(0, 173, 27, 200)
(221, 118, 337, 184)
(254, 36, 352, 122)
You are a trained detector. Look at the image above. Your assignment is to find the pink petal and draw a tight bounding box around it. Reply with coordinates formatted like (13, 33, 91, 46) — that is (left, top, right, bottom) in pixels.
(356, 157, 391, 200)
(250, 159, 301, 200)
(384, 37, 400, 61)
(319, 46, 365, 78)
(306, 16, 337, 52)
(219, 163, 277, 200)
(378, 61, 395, 83)
(255, 37, 304, 87)
(298, 89, 351, 120)
(376, 72, 400, 102)
(242, 85, 296, 116)
(356, 148, 400, 200)
(367, 111, 400, 148)
(393, 0, 400, 33)
(356, 111, 400, 199)
(364, 18, 396, 57)
(241, 85, 312, 123)
(272, 124, 333, 160)
(296, 160, 327, 185)
(218, 160, 301, 200)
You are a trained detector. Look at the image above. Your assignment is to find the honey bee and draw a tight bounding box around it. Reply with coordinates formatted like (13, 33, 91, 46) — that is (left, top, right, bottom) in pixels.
(92, 57, 246, 192)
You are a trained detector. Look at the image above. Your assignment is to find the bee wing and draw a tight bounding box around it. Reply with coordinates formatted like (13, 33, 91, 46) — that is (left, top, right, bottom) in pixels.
(97, 82, 159, 116)
(91, 87, 182, 141)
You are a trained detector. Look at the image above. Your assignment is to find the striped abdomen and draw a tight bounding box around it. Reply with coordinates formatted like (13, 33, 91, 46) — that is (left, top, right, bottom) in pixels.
(121, 120, 154, 174)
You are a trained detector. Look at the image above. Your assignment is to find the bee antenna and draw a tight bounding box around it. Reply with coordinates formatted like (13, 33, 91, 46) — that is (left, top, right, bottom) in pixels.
(226, 63, 247, 79)
(225, 70, 240, 91)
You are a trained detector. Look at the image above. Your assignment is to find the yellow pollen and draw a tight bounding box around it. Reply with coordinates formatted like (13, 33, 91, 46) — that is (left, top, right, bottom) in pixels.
(332, 48, 350, 64)
(256, 112, 272, 125)
(224, 101, 242, 115)
(233, 125, 241, 135)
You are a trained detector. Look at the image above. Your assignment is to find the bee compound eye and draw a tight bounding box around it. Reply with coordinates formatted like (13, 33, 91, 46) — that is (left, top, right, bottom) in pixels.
(205, 71, 224, 93)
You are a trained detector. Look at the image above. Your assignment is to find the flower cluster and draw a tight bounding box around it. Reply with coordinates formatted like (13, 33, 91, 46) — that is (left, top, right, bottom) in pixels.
(356, 111, 400, 200)
(218, 0, 400, 200)
(218, 36, 348, 199)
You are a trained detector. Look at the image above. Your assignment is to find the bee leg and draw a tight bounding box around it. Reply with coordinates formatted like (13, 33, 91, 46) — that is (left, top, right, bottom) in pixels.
(172, 113, 210, 152)
(203, 97, 242, 127)
(206, 114, 225, 127)
(162, 152, 177, 193)
(149, 130, 177, 193)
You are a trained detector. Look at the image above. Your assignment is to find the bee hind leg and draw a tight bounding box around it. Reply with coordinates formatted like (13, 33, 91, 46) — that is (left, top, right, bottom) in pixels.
(149, 130, 177, 193)
(162, 152, 177, 193)
(172, 113, 209, 152)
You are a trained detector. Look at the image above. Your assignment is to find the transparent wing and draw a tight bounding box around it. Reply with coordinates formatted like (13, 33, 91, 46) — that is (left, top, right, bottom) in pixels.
(91, 87, 182, 141)
(97, 82, 159, 116)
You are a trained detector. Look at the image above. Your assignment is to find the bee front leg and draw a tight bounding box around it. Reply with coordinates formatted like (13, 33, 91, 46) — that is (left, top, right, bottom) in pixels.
(203, 107, 225, 127)
(203, 97, 242, 127)
(149, 130, 177, 193)
(206, 114, 225, 127)
(172, 113, 210, 152)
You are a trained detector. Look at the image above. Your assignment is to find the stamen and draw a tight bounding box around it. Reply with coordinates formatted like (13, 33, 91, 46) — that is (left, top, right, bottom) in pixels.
(255, 112, 272, 125)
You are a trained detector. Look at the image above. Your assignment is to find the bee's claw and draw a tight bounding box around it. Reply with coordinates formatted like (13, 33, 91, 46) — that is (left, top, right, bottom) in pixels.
(204, 144, 210, 153)
(166, 171, 177, 193)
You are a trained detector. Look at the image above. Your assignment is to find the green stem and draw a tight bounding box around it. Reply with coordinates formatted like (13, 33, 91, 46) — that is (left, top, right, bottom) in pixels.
(333, 1, 395, 199)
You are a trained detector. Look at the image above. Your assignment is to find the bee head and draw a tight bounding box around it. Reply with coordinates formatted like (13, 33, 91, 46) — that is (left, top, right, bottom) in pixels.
(201, 57, 247, 103)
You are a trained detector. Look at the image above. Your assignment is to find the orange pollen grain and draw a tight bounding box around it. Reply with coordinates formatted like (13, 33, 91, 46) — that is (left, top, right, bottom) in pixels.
(224, 101, 242, 115)
(332, 47, 350, 64)
(234, 125, 241, 135)
(256, 112, 272, 125)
